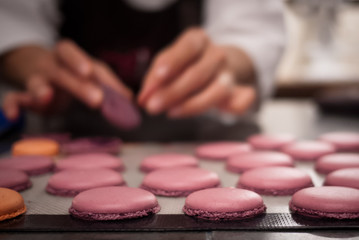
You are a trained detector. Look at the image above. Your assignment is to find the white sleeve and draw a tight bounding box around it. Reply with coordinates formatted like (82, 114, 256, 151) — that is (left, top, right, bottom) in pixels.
(0, 0, 60, 55)
(204, 0, 285, 99)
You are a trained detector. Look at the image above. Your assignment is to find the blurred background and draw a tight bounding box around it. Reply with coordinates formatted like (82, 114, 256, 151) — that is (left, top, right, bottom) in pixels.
(276, 0, 359, 112)
(0, 0, 358, 144)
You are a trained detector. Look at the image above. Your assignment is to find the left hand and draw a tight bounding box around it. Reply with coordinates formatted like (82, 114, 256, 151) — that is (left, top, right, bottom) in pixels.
(138, 28, 256, 118)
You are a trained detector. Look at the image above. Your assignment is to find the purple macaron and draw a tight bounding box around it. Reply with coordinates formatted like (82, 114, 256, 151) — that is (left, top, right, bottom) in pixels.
(46, 169, 126, 197)
(101, 84, 141, 130)
(237, 167, 314, 196)
(69, 186, 160, 221)
(183, 188, 266, 221)
(55, 153, 124, 172)
(289, 186, 359, 219)
(140, 167, 220, 197)
(61, 137, 122, 155)
(0, 156, 54, 176)
(0, 169, 32, 192)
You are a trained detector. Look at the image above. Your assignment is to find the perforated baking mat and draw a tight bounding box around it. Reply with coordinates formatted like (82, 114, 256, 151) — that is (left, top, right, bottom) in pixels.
(1, 143, 358, 231)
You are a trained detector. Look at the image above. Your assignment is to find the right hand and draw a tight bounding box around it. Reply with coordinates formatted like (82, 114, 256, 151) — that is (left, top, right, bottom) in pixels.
(1, 40, 132, 121)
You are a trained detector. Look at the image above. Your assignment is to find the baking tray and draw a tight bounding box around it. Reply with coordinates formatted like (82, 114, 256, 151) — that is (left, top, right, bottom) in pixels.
(1, 143, 358, 231)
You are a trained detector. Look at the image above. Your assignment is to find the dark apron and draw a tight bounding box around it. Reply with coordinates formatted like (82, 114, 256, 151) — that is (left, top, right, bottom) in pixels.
(59, 0, 259, 141)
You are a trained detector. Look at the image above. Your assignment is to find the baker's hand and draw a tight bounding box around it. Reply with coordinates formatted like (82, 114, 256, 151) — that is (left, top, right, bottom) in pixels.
(138, 28, 256, 118)
(1, 40, 132, 121)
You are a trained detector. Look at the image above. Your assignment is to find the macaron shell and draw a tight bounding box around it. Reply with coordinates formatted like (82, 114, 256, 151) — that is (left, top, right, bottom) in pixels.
(315, 153, 359, 174)
(320, 132, 359, 151)
(185, 188, 264, 212)
(290, 186, 359, 213)
(71, 187, 159, 213)
(237, 167, 313, 195)
(248, 134, 295, 150)
(0, 188, 26, 221)
(141, 167, 220, 193)
(55, 153, 124, 171)
(61, 137, 122, 154)
(101, 84, 141, 130)
(22, 133, 71, 144)
(140, 153, 198, 172)
(195, 142, 251, 160)
(0, 169, 32, 191)
(282, 141, 336, 161)
(0, 156, 54, 176)
(226, 151, 294, 173)
(324, 168, 359, 189)
(12, 138, 59, 156)
(47, 169, 125, 196)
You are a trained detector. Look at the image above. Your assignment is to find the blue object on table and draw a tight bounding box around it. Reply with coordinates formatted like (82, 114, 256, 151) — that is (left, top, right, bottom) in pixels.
(0, 109, 25, 153)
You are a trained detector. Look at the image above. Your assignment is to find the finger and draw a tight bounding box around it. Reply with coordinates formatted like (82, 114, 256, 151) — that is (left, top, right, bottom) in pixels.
(2, 92, 32, 121)
(93, 61, 133, 100)
(220, 86, 256, 114)
(168, 71, 234, 118)
(49, 66, 103, 108)
(138, 28, 209, 104)
(26, 75, 54, 108)
(55, 39, 93, 77)
(144, 45, 225, 115)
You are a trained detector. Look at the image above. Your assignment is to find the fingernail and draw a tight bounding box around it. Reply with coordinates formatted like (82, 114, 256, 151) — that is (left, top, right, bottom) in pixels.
(156, 66, 168, 78)
(36, 86, 50, 100)
(168, 107, 182, 118)
(79, 63, 91, 76)
(86, 85, 103, 107)
(146, 96, 163, 114)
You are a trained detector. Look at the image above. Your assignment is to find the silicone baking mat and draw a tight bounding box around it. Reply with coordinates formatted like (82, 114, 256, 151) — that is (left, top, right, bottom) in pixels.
(1, 143, 359, 231)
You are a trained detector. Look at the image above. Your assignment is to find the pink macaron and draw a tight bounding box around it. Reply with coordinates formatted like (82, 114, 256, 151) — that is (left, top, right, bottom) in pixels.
(55, 153, 124, 172)
(195, 142, 251, 160)
(289, 186, 359, 219)
(237, 167, 313, 196)
(22, 132, 71, 144)
(69, 186, 160, 221)
(282, 141, 336, 161)
(248, 134, 295, 151)
(0, 156, 54, 176)
(324, 168, 359, 189)
(140, 153, 199, 172)
(226, 151, 294, 173)
(315, 153, 359, 174)
(183, 188, 266, 221)
(140, 167, 220, 197)
(319, 132, 359, 152)
(61, 137, 122, 155)
(0, 169, 32, 192)
(46, 169, 126, 197)
(101, 84, 141, 130)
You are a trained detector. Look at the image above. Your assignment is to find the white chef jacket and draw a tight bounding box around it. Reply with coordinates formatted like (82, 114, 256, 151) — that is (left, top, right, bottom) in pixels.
(0, 0, 285, 100)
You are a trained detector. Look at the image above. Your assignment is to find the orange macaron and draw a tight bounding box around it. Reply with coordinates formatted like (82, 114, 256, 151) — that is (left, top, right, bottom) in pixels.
(0, 188, 27, 221)
(12, 138, 60, 156)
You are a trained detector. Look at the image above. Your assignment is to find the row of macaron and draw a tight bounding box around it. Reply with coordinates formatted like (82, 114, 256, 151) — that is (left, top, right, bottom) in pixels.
(2, 185, 359, 222)
(12, 131, 359, 158)
(1, 148, 359, 196)
(2, 147, 359, 177)
(2, 131, 359, 194)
